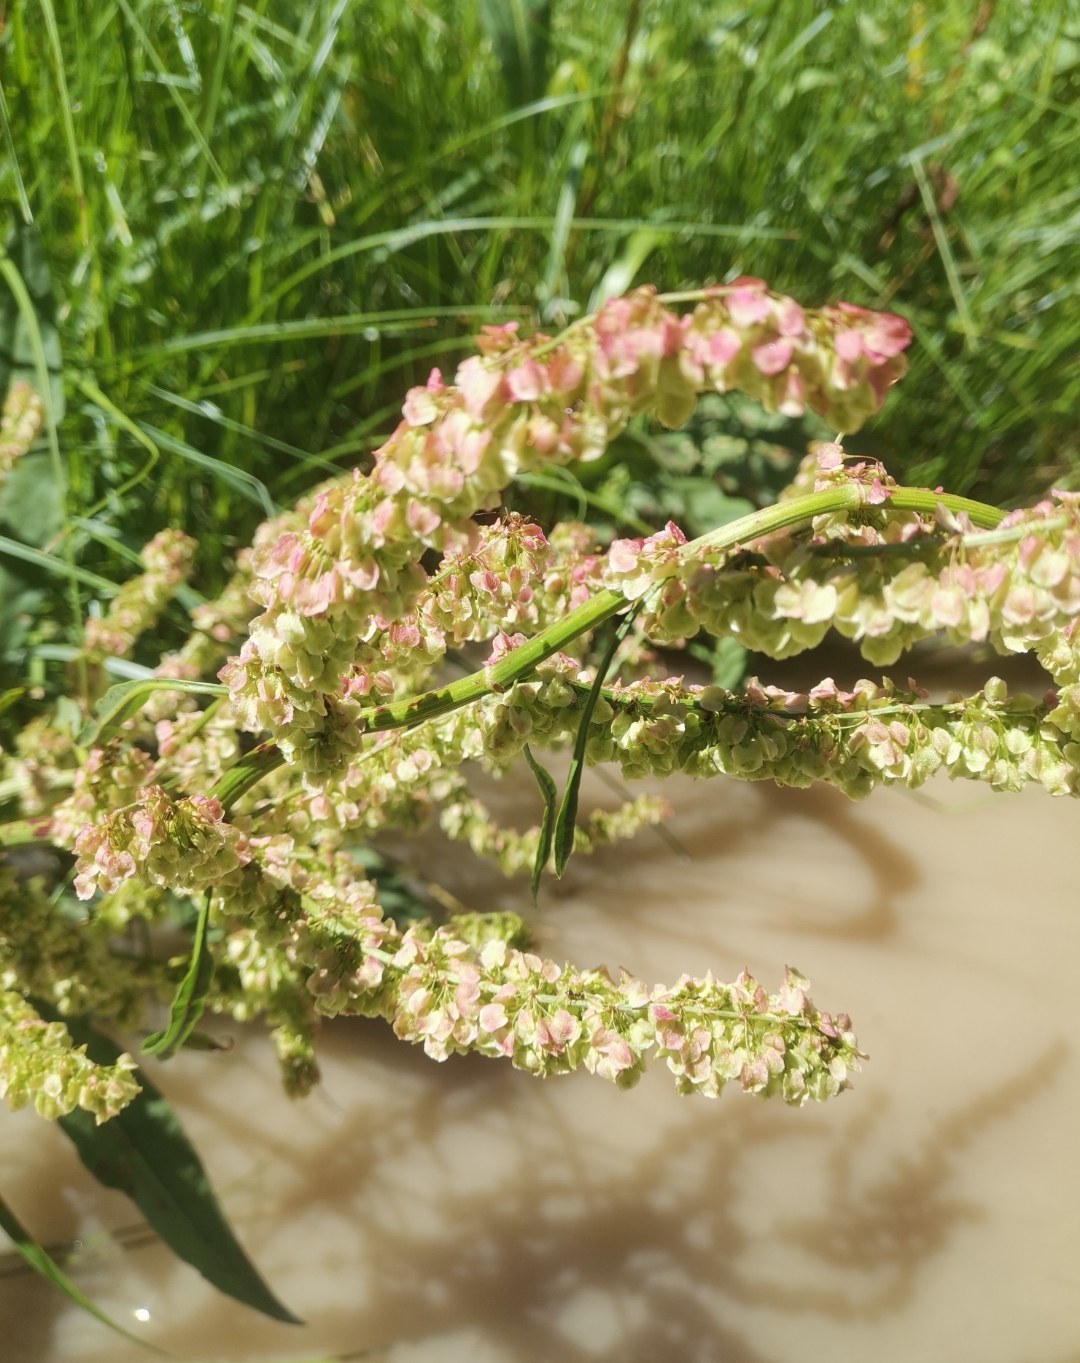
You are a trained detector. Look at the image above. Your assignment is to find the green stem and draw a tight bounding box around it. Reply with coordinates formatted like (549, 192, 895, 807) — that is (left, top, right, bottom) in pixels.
(210, 483, 1006, 809)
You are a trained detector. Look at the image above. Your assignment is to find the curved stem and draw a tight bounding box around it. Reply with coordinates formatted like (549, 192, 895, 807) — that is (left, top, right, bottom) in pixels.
(211, 482, 1006, 809)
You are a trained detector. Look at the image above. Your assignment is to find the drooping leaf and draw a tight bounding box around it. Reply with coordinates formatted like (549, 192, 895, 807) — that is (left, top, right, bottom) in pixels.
(523, 744, 557, 904)
(0, 1185, 166, 1352)
(552, 603, 642, 878)
(142, 893, 215, 1059)
(32, 1000, 301, 1325)
(78, 677, 227, 748)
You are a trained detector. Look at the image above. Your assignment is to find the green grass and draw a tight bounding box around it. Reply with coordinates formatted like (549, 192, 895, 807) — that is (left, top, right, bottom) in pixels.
(1, 0, 1080, 677)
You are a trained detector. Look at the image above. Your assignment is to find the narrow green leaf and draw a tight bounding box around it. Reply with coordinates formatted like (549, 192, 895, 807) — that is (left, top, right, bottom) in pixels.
(552, 603, 642, 878)
(32, 1001, 301, 1325)
(0, 1186, 166, 1352)
(137, 423, 278, 518)
(142, 893, 215, 1059)
(209, 740, 287, 812)
(0, 532, 118, 594)
(0, 686, 25, 718)
(78, 678, 228, 748)
(523, 743, 557, 904)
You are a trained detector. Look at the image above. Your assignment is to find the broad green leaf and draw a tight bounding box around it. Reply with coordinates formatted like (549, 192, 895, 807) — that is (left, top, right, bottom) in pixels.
(142, 894, 215, 1059)
(32, 1000, 301, 1325)
(0, 452, 64, 546)
(0, 1185, 166, 1352)
(78, 677, 227, 748)
(552, 603, 642, 878)
(523, 744, 557, 904)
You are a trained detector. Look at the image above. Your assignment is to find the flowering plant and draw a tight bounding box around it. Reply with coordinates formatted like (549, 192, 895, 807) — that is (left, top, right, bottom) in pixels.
(4, 279, 1079, 1322)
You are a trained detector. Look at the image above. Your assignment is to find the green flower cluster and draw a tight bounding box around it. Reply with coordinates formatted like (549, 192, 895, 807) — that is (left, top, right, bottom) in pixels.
(0, 989, 140, 1123)
(605, 452, 1080, 678)
(83, 528, 198, 661)
(0, 380, 44, 486)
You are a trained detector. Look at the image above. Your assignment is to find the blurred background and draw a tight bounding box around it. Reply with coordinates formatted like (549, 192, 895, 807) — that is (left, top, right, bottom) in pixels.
(2, 0, 1080, 1358)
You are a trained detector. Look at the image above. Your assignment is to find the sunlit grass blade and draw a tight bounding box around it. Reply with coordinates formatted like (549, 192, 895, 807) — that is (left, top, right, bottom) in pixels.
(0, 1187, 167, 1353)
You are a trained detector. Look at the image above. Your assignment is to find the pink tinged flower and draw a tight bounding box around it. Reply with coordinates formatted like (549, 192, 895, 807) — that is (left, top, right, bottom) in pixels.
(472, 569, 502, 599)
(740, 1058, 770, 1091)
(866, 478, 890, 505)
(774, 296, 807, 337)
(527, 413, 560, 454)
(374, 459, 407, 494)
(548, 1009, 578, 1045)
(456, 356, 505, 421)
(816, 442, 844, 471)
(546, 350, 584, 394)
(479, 1003, 507, 1033)
(403, 386, 439, 427)
(726, 285, 772, 328)
(751, 339, 794, 376)
(485, 631, 528, 664)
(370, 498, 397, 540)
(778, 368, 805, 417)
(862, 312, 912, 358)
(388, 620, 421, 650)
(342, 558, 380, 591)
(834, 329, 864, 362)
(607, 537, 643, 573)
(458, 427, 492, 476)
(426, 367, 444, 391)
(406, 499, 442, 536)
(708, 327, 743, 366)
(930, 587, 964, 628)
(506, 359, 545, 403)
(455, 979, 481, 1014)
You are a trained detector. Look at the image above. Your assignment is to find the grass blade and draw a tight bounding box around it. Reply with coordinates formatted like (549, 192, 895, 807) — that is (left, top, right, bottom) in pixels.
(522, 743, 557, 904)
(552, 603, 642, 878)
(79, 677, 228, 748)
(0, 74, 32, 226)
(142, 893, 215, 1059)
(0, 532, 118, 594)
(908, 152, 979, 347)
(37, 0, 87, 246)
(138, 423, 278, 517)
(0, 1186, 166, 1352)
(114, 0, 226, 187)
(32, 1001, 301, 1325)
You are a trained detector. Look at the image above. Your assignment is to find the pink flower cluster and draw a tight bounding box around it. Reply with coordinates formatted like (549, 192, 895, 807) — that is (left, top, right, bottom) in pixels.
(293, 889, 862, 1102)
(222, 283, 911, 771)
(84, 528, 198, 660)
(0, 380, 44, 482)
(73, 785, 249, 900)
